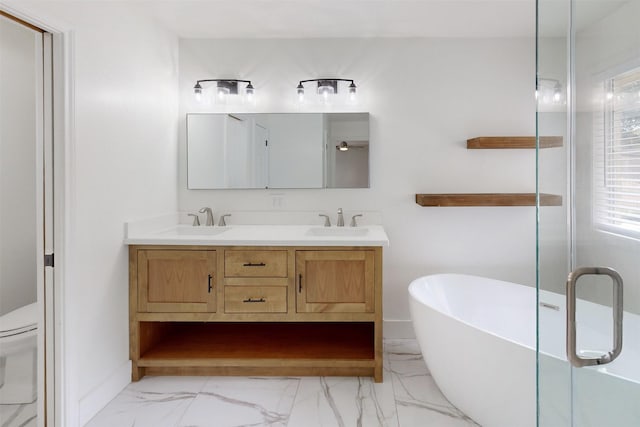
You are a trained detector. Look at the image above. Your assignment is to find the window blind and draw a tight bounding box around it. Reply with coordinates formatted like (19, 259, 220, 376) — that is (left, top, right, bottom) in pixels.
(594, 67, 640, 237)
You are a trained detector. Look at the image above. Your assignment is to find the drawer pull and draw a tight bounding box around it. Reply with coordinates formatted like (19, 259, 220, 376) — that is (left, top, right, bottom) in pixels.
(243, 297, 266, 303)
(243, 262, 267, 267)
(208, 274, 213, 293)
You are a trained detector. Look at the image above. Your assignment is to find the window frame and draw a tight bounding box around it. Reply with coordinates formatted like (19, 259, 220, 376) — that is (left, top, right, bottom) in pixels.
(593, 66, 640, 240)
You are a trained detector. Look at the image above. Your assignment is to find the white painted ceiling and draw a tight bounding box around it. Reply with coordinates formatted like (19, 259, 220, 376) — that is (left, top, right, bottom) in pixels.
(141, 0, 628, 38)
(13, 0, 629, 38)
(146, 0, 537, 38)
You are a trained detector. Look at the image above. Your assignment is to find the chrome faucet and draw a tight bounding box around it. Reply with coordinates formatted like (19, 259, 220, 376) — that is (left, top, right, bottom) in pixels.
(350, 214, 363, 227)
(198, 207, 214, 226)
(219, 214, 231, 227)
(188, 213, 200, 226)
(319, 214, 331, 227)
(336, 208, 344, 227)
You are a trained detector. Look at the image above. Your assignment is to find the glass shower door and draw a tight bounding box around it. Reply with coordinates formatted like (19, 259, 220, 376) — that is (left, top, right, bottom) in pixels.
(537, 0, 640, 425)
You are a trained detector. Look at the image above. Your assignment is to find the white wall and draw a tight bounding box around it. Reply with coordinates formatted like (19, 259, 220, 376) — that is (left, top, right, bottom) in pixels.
(3, 2, 180, 425)
(179, 37, 538, 324)
(0, 16, 38, 316)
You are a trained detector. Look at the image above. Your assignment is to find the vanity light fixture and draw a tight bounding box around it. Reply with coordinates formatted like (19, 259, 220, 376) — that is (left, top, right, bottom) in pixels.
(193, 79, 255, 102)
(553, 82, 562, 102)
(536, 78, 564, 105)
(296, 78, 357, 102)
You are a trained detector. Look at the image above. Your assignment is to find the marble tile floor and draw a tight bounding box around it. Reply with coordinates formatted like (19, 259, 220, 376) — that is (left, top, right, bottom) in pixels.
(0, 401, 37, 427)
(80, 339, 480, 427)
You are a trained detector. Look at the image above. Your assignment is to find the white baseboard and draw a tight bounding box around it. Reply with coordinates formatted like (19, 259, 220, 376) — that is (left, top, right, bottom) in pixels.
(78, 360, 131, 426)
(383, 320, 415, 339)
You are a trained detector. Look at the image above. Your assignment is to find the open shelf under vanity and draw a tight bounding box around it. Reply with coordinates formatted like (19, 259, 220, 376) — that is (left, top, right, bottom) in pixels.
(136, 321, 376, 377)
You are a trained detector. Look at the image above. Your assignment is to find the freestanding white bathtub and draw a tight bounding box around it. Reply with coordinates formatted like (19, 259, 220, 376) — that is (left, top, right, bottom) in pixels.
(408, 274, 640, 427)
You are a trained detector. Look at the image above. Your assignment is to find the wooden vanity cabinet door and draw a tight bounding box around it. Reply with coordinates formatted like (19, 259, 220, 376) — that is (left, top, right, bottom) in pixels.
(137, 249, 217, 312)
(296, 250, 374, 313)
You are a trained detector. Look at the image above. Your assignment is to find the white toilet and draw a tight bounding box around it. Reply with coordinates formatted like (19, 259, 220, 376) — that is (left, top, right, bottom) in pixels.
(0, 302, 38, 404)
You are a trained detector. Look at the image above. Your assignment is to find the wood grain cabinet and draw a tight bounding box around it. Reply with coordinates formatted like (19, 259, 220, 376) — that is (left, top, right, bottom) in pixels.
(224, 249, 289, 314)
(224, 249, 288, 278)
(129, 245, 383, 382)
(296, 250, 375, 313)
(136, 249, 217, 312)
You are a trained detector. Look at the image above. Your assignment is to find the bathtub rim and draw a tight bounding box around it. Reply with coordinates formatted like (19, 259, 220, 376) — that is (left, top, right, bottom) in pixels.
(408, 273, 640, 386)
(408, 273, 538, 352)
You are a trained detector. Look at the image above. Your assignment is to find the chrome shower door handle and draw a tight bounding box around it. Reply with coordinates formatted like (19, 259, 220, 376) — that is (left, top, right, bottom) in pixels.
(566, 266, 623, 367)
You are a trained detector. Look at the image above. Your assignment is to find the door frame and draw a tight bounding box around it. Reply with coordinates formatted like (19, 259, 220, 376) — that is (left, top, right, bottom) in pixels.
(0, 4, 71, 427)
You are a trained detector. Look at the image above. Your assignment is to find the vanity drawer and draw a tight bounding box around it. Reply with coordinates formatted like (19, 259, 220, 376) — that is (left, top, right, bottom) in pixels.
(224, 250, 288, 277)
(224, 286, 288, 313)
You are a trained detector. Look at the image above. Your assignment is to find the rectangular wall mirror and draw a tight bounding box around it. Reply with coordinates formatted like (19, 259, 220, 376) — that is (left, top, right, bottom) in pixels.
(187, 112, 369, 189)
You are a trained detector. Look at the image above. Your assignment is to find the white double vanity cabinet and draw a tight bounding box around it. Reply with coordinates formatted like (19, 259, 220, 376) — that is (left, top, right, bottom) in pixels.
(125, 221, 388, 383)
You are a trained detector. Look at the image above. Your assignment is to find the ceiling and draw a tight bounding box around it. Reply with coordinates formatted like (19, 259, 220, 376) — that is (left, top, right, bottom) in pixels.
(146, 0, 537, 38)
(11, 0, 629, 38)
(143, 0, 628, 38)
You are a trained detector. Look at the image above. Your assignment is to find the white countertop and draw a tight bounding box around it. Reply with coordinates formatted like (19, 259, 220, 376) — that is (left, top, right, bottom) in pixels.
(124, 224, 389, 247)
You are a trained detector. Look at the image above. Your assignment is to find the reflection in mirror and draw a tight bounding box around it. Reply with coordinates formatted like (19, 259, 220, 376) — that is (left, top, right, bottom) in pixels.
(187, 113, 369, 189)
(325, 113, 369, 188)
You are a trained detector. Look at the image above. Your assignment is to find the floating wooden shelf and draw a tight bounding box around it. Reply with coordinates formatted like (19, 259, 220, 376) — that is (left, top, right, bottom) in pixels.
(466, 136, 563, 149)
(415, 193, 563, 207)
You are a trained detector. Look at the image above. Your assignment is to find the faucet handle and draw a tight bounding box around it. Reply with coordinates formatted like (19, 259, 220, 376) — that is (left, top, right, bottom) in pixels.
(188, 213, 200, 226)
(350, 214, 363, 227)
(319, 214, 331, 227)
(336, 208, 344, 227)
(219, 214, 231, 227)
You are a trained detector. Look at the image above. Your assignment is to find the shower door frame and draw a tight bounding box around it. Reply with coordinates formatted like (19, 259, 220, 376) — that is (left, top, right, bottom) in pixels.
(537, 0, 640, 425)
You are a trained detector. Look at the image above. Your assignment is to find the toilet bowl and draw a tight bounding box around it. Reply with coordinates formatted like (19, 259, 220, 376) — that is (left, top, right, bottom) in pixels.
(0, 302, 38, 404)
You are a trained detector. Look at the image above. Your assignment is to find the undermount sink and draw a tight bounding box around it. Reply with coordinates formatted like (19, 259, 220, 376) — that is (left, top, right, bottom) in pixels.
(163, 226, 231, 236)
(305, 227, 369, 237)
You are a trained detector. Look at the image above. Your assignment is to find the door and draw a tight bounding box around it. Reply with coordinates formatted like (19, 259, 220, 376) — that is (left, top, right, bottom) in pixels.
(537, 1, 640, 425)
(137, 249, 217, 312)
(0, 12, 53, 427)
(295, 250, 374, 313)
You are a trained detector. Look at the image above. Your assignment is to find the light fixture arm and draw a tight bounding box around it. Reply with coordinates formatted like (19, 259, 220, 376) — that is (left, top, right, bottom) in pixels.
(297, 78, 355, 86)
(195, 79, 253, 86)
